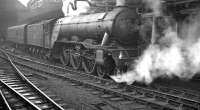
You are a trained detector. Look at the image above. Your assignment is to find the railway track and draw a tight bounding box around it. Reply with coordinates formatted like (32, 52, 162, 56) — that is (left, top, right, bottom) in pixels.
(148, 84, 200, 101)
(1, 48, 200, 110)
(0, 50, 74, 110)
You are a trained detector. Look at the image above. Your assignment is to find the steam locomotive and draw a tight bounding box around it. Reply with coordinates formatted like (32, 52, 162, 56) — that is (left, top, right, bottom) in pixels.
(6, 2, 151, 78)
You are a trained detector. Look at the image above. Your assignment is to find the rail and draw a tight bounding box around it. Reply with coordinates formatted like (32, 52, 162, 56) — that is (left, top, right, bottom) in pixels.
(0, 49, 65, 110)
(1, 48, 200, 110)
(0, 89, 12, 110)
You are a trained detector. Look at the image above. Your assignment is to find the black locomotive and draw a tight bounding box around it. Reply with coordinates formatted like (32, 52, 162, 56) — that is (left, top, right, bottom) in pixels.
(6, 0, 151, 78)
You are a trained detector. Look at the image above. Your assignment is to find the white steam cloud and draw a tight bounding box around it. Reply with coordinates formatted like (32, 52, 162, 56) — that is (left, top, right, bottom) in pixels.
(17, 0, 30, 7)
(111, 0, 200, 84)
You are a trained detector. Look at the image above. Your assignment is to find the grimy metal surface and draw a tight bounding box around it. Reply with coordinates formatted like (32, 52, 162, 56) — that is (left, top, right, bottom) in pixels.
(58, 8, 140, 45)
(7, 24, 27, 44)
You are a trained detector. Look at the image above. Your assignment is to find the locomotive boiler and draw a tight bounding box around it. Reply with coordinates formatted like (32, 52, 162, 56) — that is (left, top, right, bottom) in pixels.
(58, 8, 140, 45)
(6, 4, 151, 78)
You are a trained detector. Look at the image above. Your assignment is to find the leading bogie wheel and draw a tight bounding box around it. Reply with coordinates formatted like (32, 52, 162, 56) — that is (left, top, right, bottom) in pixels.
(96, 65, 107, 78)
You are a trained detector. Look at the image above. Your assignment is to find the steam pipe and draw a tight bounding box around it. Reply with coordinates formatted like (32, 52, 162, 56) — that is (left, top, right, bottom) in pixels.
(101, 32, 109, 46)
(151, 16, 156, 44)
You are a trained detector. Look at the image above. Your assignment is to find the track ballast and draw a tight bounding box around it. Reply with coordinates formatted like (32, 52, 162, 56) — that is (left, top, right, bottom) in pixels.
(0, 50, 73, 110)
(1, 48, 200, 110)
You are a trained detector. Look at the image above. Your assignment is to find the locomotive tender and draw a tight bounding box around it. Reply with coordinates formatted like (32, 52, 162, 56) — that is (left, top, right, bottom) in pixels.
(6, 1, 150, 78)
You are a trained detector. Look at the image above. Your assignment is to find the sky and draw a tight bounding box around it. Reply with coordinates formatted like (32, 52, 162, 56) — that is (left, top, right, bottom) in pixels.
(17, 0, 30, 7)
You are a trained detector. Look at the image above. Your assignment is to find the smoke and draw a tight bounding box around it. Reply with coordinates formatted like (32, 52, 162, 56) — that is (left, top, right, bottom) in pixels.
(62, 0, 90, 16)
(111, 0, 200, 84)
(17, 0, 30, 7)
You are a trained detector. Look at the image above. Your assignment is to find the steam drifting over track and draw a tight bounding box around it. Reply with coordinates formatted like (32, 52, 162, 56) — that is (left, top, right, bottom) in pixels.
(1, 48, 200, 110)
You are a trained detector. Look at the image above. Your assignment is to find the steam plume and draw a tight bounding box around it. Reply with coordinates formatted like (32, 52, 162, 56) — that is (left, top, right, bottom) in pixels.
(17, 0, 30, 7)
(111, 0, 200, 84)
